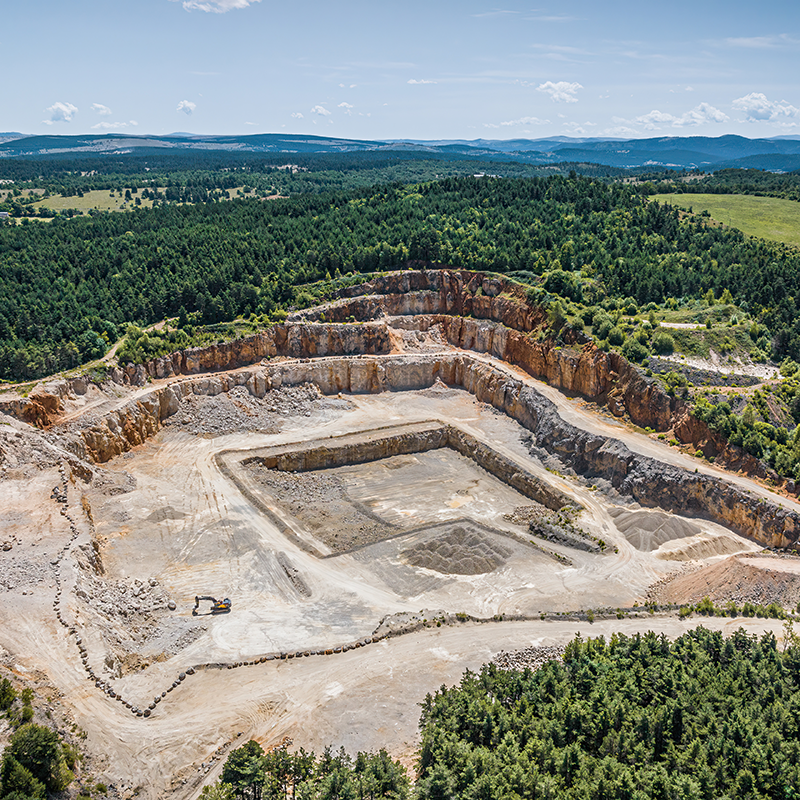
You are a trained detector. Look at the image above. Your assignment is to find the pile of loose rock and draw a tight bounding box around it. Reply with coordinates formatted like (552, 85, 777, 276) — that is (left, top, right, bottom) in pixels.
(75, 574, 175, 622)
(0, 555, 50, 592)
(163, 383, 348, 436)
(492, 644, 566, 672)
(402, 526, 513, 575)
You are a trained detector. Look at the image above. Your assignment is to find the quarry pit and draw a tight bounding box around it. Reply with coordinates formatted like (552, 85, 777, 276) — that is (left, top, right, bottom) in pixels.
(1, 270, 800, 799)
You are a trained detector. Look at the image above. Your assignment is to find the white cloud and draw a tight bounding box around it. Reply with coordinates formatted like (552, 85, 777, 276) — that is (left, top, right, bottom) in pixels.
(636, 103, 728, 129)
(471, 9, 519, 18)
(171, 0, 262, 12)
(408, 79, 437, 85)
(43, 101, 78, 125)
(725, 35, 798, 48)
(311, 105, 331, 116)
(732, 92, 800, 123)
(91, 120, 139, 130)
(91, 103, 112, 116)
(526, 15, 576, 22)
(601, 125, 639, 137)
(176, 100, 196, 115)
(291, 112, 304, 119)
(338, 102, 354, 115)
(485, 115, 548, 129)
(339, 83, 357, 89)
(536, 81, 582, 103)
(637, 109, 677, 127)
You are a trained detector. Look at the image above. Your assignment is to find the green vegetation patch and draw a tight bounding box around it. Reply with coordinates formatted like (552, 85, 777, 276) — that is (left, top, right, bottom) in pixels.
(416, 627, 800, 800)
(653, 193, 800, 249)
(667, 323, 755, 360)
(206, 740, 409, 800)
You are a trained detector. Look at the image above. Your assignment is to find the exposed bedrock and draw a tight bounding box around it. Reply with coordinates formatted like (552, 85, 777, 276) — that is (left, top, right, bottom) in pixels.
(242, 421, 572, 513)
(1, 269, 767, 483)
(61, 351, 798, 548)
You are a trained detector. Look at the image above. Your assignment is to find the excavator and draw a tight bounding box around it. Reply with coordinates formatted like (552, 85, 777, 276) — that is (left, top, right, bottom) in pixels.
(192, 596, 231, 615)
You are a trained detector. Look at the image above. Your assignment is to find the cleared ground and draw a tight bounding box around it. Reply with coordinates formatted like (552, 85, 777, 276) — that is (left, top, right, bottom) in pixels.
(1, 345, 798, 800)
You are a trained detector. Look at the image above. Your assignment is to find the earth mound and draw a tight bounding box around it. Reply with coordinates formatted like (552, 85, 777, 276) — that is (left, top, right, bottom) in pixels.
(401, 525, 513, 575)
(653, 554, 800, 607)
(609, 508, 701, 551)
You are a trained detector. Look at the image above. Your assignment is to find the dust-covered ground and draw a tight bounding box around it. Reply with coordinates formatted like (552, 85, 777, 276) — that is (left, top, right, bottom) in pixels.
(0, 361, 795, 800)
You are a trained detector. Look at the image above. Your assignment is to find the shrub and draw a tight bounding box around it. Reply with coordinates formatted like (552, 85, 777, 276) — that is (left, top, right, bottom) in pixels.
(607, 326, 625, 346)
(595, 318, 613, 340)
(543, 269, 582, 302)
(0, 677, 16, 710)
(696, 597, 715, 615)
(652, 330, 675, 355)
(621, 337, 649, 363)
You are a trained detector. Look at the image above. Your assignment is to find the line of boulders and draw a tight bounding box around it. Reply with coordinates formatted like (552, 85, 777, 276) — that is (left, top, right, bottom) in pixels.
(492, 645, 566, 672)
(207, 637, 383, 672)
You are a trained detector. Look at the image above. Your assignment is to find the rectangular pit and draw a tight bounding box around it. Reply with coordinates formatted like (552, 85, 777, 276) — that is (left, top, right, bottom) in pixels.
(217, 422, 576, 556)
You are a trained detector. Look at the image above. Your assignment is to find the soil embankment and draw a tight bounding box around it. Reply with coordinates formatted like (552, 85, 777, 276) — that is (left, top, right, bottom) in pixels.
(653, 554, 800, 608)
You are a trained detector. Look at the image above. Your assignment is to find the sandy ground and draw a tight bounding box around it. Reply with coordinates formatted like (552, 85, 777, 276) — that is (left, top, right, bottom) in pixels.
(1, 349, 797, 799)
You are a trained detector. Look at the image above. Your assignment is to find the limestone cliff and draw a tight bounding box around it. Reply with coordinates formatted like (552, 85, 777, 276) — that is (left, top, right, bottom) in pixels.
(44, 350, 800, 549)
(0, 269, 782, 491)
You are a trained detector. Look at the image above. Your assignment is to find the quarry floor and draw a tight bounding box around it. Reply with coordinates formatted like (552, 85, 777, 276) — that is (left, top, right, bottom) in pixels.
(1, 350, 799, 800)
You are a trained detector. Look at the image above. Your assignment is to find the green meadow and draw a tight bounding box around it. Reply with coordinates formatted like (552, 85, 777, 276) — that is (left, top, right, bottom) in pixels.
(652, 192, 800, 248)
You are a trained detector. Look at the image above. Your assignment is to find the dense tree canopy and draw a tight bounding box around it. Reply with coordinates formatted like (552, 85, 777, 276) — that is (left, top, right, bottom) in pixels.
(2, 173, 800, 381)
(416, 627, 800, 800)
(214, 741, 409, 800)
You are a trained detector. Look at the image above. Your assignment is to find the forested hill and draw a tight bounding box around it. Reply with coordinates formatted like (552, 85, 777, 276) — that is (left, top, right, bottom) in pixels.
(3, 132, 800, 171)
(1, 174, 800, 381)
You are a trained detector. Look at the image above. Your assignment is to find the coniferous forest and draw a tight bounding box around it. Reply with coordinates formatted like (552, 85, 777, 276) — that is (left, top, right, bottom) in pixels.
(2, 173, 800, 382)
(414, 627, 800, 800)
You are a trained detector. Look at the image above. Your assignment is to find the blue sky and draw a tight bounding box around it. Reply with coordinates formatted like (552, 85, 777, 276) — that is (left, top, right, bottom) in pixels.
(3, 0, 799, 140)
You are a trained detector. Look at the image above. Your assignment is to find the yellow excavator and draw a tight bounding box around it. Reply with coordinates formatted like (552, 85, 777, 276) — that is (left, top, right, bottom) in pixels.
(192, 596, 231, 615)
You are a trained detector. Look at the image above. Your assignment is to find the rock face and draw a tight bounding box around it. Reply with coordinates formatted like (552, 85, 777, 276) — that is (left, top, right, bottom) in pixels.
(44, 350, 800, 549)
(1, 269, 795, 545)
(0, 269, 770, 484)
(243, 421, 573, 513)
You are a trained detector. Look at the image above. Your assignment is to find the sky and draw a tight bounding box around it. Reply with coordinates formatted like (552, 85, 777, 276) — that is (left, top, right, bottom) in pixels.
(2, 0, 799, 141)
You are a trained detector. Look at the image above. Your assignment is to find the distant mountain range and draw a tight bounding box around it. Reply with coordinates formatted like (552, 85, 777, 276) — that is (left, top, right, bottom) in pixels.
(2, 132, 800, 172)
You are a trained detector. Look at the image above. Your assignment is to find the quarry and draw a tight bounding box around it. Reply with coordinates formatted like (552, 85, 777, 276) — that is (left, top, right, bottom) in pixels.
(1, 270, 800, 799)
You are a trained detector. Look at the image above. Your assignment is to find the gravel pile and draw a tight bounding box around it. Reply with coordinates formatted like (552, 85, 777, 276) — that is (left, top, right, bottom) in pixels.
(163, 383, 348, 436)
(76, 572, 173, 620)
(402, 526, 512, 575)
(493, 644, 566, 672)
(650, 555, 800, 609)
(0, 554, 50, 592)
(0, 425, 69, 476)
(503, 503, 553, 525)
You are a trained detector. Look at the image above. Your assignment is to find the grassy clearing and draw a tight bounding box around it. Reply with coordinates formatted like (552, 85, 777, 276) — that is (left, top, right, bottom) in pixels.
(29, 190, 155, 214)
(25, 185, 265, 215)
(668, 324, 754, 359)
(652, 193, 800, 248)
